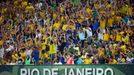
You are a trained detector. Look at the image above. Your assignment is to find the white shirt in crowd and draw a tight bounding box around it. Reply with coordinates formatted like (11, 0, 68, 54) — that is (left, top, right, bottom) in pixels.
(7, 62, 16, 65)
(0, 48, 4, 59)
(36, 33, 42, 39)
(25, 49, 33, 57)
(6, 45, 14, 52)
(85, 28, 92, 37)
(126, 57, 134, 63)
(54, 62, 62, 65)
(35, 2, 43, 9)
(98, 32, 104, 40)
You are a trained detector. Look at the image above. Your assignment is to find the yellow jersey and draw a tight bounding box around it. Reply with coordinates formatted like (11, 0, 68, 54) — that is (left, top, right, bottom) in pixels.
(84, 58, 92, 64)
(100, 19, 106, 29)
(107, 18, 113, 27)
(116, 33, 122, 41)
(104, 33, 109, 41)
(49, 44, 57, 54)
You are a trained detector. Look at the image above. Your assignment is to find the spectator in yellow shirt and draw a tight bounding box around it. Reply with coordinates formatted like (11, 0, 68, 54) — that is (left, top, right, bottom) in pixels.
(109, 56, 118, 64)
(41, 40, 46, 50)
(0, 37, 4, 46)
(49, 41, 57, 54)
(104, 31, 109, 41)
(84, 55, 92, 64)
(107, 16, 113, 27)
(116, 30, 122, 42)
(100, 17, 106, 29)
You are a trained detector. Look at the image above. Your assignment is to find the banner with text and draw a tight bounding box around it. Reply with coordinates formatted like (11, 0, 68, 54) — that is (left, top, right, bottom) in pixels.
(0, 65, 134, 75)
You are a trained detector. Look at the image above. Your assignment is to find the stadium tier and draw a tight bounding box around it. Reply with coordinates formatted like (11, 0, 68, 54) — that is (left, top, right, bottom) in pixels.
(0, 0, 134, 65)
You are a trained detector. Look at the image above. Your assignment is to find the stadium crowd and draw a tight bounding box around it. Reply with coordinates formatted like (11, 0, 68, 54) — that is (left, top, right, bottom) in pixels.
(0, 0, 134, 65)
